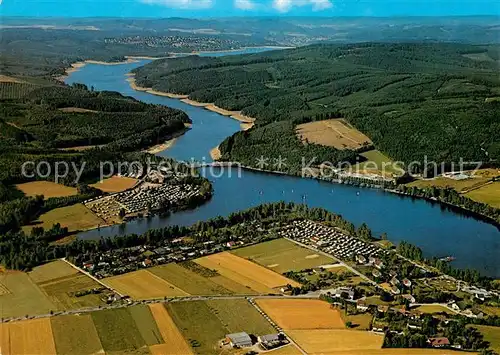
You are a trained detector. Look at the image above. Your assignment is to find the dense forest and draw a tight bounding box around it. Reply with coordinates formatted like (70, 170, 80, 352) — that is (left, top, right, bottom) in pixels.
(134, 43, 500, 173)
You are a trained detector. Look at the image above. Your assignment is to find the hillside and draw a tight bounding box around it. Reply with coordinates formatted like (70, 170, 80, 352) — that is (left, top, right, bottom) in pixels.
(133, 43, 500, 173)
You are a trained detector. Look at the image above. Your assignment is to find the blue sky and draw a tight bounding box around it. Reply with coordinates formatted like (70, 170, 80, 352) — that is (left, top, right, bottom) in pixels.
(1, 0, 499, 17)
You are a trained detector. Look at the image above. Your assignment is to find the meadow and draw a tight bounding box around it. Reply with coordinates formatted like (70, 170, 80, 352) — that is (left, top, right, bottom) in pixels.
(472, 325, 500, 354)
(15, 181, 78, 199)
(51, 314, 104, 355)
(231, 238, 336, 274)
(256, 299, 345, 330)
(414, 305, 455, 315)
(465, 182, 500, 208)
(354, 150, 402, 177)
(25, 203, 104, 233)
(296, 119, 372, 150)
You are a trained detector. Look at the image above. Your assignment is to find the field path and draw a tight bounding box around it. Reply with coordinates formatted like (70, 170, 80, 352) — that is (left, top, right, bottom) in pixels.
(60, 258, 124, 297)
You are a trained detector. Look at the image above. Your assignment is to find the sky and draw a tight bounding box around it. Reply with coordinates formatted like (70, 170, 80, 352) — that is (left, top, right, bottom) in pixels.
(0, 0, 499, 17)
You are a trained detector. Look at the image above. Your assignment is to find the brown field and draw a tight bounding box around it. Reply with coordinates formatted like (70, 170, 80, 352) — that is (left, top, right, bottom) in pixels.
(0, 318, 56, 355)
(149, 304, 193, 354)
(288, 329, 384, 354)
(103, 270, 188, 299)
(296, 119, 372, 150)
(51, 314, 104, 355)
(28, 260, 79, 284)
(301, 349, 457, 355)
(266, 344, 303, 355)
(25, 203, 104, 233)
(15, 181, 78, 199)
(90, 175, 139, 193)
(0, 75, 24, 83)
(256, 299, 345, 330)
(195, 252, 300, 293)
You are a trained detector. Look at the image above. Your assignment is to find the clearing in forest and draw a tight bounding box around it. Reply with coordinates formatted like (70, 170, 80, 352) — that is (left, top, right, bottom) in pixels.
(15, 181, 78, 199)
(296, 119, 372, 150)
(103, 269, 188, 299)
(256, 299, 345, 330)
(195, 252, 299, 293)
(90, 175, 139, 193)
(231, 238, 336, 273)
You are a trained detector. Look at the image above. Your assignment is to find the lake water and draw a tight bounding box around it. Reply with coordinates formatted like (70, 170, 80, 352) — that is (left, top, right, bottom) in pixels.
(65, 49, 500, 277)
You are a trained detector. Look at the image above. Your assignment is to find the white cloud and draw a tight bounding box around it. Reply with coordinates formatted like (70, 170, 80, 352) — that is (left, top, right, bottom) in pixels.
(272, 0, 333, 12)
(141, 0, 214, 9)
(234, 0, 257, 10)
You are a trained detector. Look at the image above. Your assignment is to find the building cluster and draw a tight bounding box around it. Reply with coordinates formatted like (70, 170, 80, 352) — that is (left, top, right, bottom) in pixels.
(223, 331, 287, 350)
(85, 182, 201, 222)
(104, 35, 244, 52)
(277, 219, 382, 260)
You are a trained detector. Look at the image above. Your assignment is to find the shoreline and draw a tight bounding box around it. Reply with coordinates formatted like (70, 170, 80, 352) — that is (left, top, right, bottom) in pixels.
(57, 58, 140, 82)
(127, 73, 256, 131)
(143, 124, 191, 154)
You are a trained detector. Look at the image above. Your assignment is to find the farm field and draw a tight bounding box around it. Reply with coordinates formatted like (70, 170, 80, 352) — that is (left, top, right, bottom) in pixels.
(91, 175, 139, 193)
(472, 325, 500, 354)
(0, 318, 57, 355)
(148, 303, 193, 354)
(465, 182, 500, 208)
(408, 176, 492, 194)
(195, 252, 300, 294)
(256, 299, 345, 330)
(0, 271, 55, 318)
(24, 203, 104, 233)
(90, 308, 148, 353)
(103, 269, 188, 299)
(51, 314, 104, 355)
(231, 238, 336, 273)
(149, 263, 234, 295)
(28, 259, 78, 284)
(267, 344, 303, 355)
(296, 119, 372, 150)
(288, 329, 384, 354)
(340, 310, 374, 330)
(166, 299, 274, 354)
(15, 181, 78, 198)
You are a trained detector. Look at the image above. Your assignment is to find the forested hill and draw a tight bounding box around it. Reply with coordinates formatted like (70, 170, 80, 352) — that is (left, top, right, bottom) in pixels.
(133, 43, 500, 169)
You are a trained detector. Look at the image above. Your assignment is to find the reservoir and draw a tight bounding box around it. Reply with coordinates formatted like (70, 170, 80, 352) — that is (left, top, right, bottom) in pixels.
(65, 49, 500, 277)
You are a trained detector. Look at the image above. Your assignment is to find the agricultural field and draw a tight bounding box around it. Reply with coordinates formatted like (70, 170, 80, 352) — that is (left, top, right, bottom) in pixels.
(296, 119, 372, 150)
(90, 175, 139, 193)
(0, 318, 57, 355)
(195, 252, 300, 294)
(354, 150, 402, 177)
(103, 269, 188, 299)
(0, 271, 55, 318)
(340, 309, 374, 330)
(149, 303, 193, 354)
(51, 314, 104, 355)
(27, 259, 78, 284)
(408, 176, 493, 194)
(166, 299, 274, 355)
(255, 299, 345, 330)
(149, 263, 235, 295)
(15, 181, 78, 199)
(472, 325, 500, 354)
(465, 182, 500, 208)
(24, 203, 104, 233)
(288, 329, 384, 354)
(231, 238, 336, 274)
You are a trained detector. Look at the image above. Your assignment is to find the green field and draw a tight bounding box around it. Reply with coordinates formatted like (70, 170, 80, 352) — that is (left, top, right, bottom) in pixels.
(166, 301, 227, 355)
(231, 238, 335, 273)
(206, 299, 275, 335)
(129, 305, 163, 346)
(465, 182, 500, 208)
(28, 260, 78, 284)
(473, 325, 500, 354)
(355, 150, 402, 177)
(38, 273, 105, 311)
(167, 299, 274, 354)
(0, 271, 55, 318)
(51, 314, 104, 355)
(149, 263, 233, 295)
(414, 305, 455, 315)
(91, 308, 147, 353)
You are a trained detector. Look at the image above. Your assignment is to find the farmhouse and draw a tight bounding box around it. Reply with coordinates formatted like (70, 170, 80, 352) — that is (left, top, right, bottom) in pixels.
(332, 286, 355, 300)
(226, 332, 253, 348)
(427, 337, 450, 348)
(357, 299, 369, 312)
(258, 333, 284, 349)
